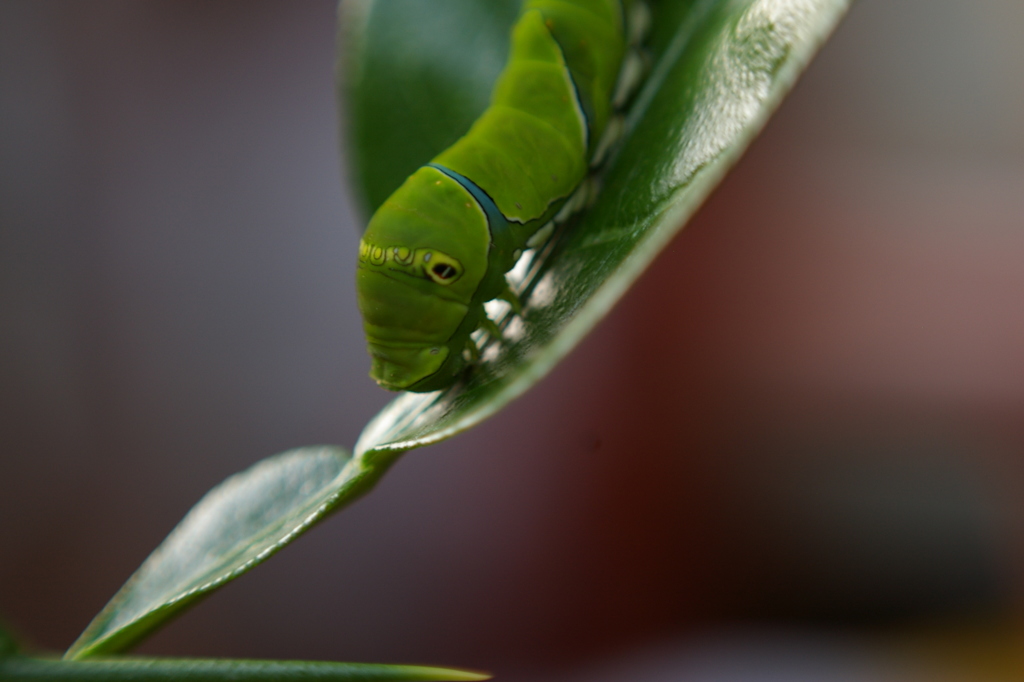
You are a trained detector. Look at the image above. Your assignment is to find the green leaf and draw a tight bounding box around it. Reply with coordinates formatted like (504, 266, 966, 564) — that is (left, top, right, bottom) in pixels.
(342, 0, 850, 457)
(65, 446, 401, 659)
(0, 623, 17, 658)
(0, 656, 488, 682)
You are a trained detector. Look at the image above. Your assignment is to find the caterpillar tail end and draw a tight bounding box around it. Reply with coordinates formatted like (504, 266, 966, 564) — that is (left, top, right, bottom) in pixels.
(368, 343, 455, 392)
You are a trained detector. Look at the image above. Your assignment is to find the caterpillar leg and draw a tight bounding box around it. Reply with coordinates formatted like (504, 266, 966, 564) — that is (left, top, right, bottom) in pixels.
(611, 2, 653, 111)
(612, 50, 647, 108)
(478, 314, 503, 340)
(464, 337, 481, 363)
(590, 115, 624, 168)
(627, 1, 652, 48)
(497, 283, 523, 315)
(526, 220, 555, 249)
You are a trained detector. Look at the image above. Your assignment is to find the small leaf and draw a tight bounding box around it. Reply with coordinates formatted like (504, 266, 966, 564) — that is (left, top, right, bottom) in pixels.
(0, 656, 489, 682)
(0, 624, 17, 658)
(342, 0, 850, 457)
(66, 446, 400, 659)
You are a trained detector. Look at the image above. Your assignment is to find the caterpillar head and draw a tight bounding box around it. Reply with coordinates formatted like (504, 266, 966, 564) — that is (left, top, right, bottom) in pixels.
(357, 166, 490, 391)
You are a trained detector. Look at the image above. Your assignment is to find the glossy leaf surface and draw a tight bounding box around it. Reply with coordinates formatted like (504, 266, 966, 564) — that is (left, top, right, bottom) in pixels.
(0, 656, 488, 682)
(343, 0, 850, 458)
(66, 446, 399, 659)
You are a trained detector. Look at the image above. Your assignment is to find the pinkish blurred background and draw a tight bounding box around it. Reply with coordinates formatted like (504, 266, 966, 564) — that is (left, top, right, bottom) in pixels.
(1, 1, 1022, 680)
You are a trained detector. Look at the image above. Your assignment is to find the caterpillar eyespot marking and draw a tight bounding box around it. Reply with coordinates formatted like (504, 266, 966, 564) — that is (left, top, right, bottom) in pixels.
(357, 0, 650, 392)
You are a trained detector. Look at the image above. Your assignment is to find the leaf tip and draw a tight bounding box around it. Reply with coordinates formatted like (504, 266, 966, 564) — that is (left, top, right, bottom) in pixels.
(448, 671, 492, 682)
(410, 665, 493, 681)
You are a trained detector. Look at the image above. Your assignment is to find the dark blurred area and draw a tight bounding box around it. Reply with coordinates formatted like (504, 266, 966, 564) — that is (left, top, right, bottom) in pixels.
(1, 1, 1022, 680)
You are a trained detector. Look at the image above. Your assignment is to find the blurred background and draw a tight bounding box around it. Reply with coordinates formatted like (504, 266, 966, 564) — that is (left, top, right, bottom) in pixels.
(1, 1, 1022, 680)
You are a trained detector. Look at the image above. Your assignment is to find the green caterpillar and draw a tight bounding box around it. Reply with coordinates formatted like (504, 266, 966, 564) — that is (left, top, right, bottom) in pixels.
(357, 0, 646, 391)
